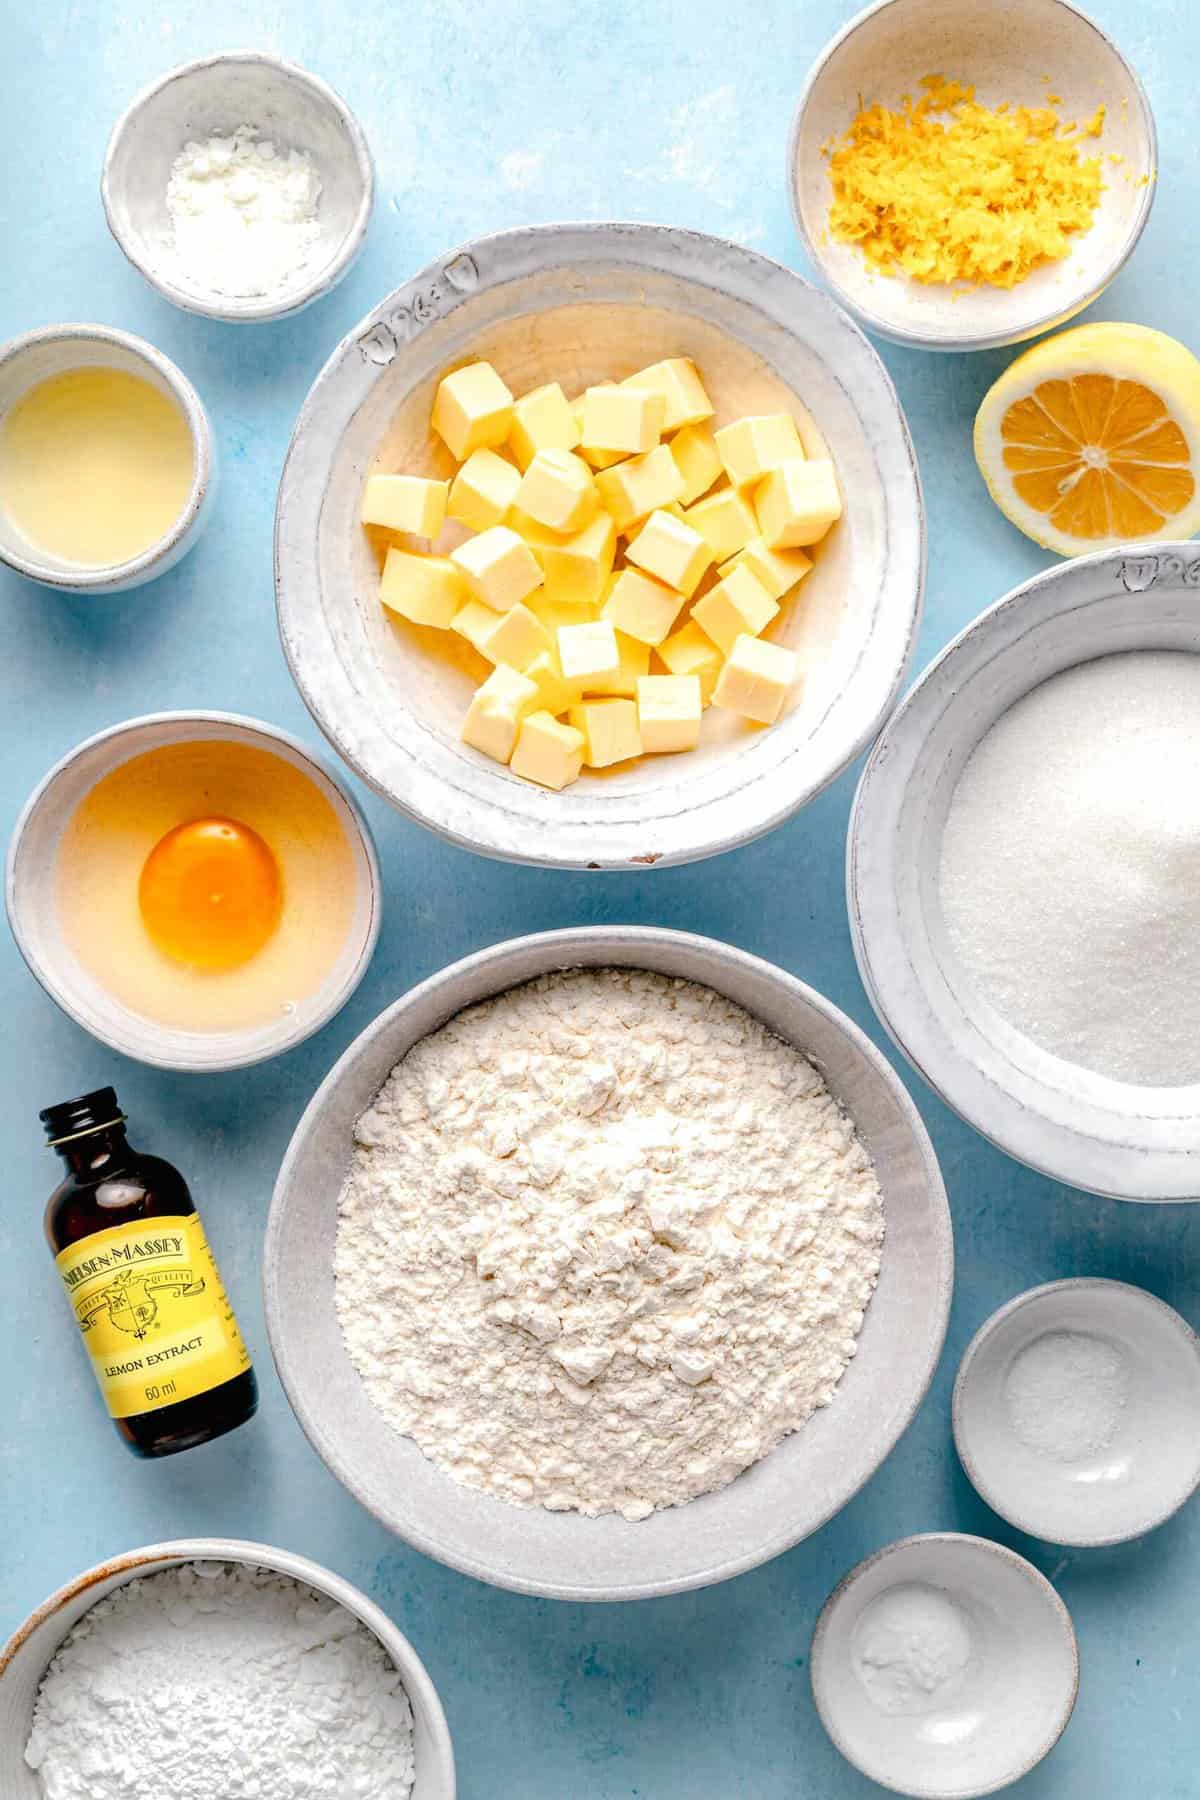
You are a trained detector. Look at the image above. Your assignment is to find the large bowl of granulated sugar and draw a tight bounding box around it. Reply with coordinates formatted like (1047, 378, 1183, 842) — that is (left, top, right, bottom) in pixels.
(264, 925, 952, 1601)
(850, 541, 1200, 1201)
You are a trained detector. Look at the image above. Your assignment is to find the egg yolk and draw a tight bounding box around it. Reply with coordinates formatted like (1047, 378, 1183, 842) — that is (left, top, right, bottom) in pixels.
(138, 817, 282, 972)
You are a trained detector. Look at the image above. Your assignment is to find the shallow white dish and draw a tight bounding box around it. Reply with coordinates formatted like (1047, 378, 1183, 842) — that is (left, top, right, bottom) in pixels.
(849, 542, 1200, 1200)
(264, 925, 952, 1600)
(0, 1538, 454, 1799)
(275, 221, 925, 869)
(789, 0, 1156, 351)
(811, 1532, 1078, 1797)
(954, 1279, 1200, 1546)
(102, 52, 374, 323)
(0, 324, 214, 593)
(6, 710, 380, 1073)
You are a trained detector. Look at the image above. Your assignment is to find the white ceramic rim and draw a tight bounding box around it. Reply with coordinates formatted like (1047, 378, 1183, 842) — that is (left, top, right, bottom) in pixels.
(100, 50, 375, 324)
(0, 323, 213, 590)
(786, 0, 1159, 352)
(810, 1530, 1080, 1798)
(952, 1277, 1200, 1547)
(0, 1537, 455, 1798)
(5, 708, 382, 1073)
(274, 219, 927, 869)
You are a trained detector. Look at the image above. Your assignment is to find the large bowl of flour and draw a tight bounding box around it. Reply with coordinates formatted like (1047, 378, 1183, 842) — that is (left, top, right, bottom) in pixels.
(264, 926, 951, 1600)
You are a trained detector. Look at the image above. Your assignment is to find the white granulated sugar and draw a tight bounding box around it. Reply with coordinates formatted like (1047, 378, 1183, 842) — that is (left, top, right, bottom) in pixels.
(25, 1562, 415, 1800)
(166, 126, 322, 298)
(939, 651, 1200, 1087)
(335, 968, 884, 1521)
(1004, 1329, 1130, 1462)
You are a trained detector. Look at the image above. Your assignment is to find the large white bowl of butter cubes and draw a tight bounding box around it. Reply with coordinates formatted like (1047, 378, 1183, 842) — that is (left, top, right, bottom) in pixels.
(276, 222, 924, 868)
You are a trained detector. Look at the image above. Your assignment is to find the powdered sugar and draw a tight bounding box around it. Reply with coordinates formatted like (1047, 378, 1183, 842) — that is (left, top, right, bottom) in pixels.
(166, 126, 322, 298)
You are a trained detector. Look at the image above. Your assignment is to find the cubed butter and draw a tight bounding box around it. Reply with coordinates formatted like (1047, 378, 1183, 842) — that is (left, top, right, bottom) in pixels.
(557, 619, 621, 686)
(583, 615, 651, 697)
(460, 664, 538, 763)
(712, 634, 799, 724)
(713, 413, 804, 488)
(447, 449, 520, 532)
(718, 536, 814, 602)
(594, 445, 685, 533)
(755, 458, 842, 548)
(431, 361, 514, 461)
(515, 449, 597, 534)
(508, 382, 580, 471)
(668, 422, 723, 506)
(451, 598, 502, 657)
(572, 387, 626, 470)
(510, 710, 586, 790)
(568, 697, 642, 768)
(657, 619, 723, 703)
(580, 384, 666, 455)
(636, 675, 703, 753)
(625, 509, 712, 598)
(540, 509, 617, 608)
(476, 601, 550, 670)
(684, 486, 759, 563)
(602, 567, 685, 647)
(361, 474, 448, 538)
(380, 548, 466, 629)
(525, 646, 584, 716)
(622, 358, 713, 431)
(451, 525, 543, 611)
(691, 564, 779, 655)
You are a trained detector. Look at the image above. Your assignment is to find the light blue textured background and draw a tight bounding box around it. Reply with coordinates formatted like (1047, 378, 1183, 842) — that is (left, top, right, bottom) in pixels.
(2, 3, 1198, 1794)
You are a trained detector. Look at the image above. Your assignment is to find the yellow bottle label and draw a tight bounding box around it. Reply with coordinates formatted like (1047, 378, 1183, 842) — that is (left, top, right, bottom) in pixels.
(55, 1213, 251, 1419)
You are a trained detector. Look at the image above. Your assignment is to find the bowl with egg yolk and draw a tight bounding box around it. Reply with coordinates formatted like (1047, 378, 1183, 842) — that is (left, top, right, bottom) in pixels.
(276, 222, 924, 868)
(6, 712, 380, 1071)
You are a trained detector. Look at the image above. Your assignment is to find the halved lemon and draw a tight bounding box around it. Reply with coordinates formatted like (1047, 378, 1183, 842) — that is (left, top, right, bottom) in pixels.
(974, 322, 1200, 556)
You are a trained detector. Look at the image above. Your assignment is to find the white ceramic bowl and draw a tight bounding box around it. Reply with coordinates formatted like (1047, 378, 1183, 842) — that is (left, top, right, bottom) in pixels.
(275, 221, 925, 869)
(264, 925, 952, 1600)
(849, 542, 1200, 1201)
(811, 1532, 1079, 1797)
(789, 0, 1157, 351)
(0, 324, 214, 593)
(0, 1539, 454, 1799)
(102, 52, 374, 323)
(6, 710, 381, 1072)
(954, 1279, 1200, 1546)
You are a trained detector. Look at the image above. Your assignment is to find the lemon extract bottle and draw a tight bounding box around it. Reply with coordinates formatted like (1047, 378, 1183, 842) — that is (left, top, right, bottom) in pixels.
(41, 1088, 257, 1458)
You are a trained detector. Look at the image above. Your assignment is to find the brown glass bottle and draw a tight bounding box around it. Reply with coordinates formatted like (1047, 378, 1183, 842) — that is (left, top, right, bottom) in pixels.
(42, 1087, 257, 1458)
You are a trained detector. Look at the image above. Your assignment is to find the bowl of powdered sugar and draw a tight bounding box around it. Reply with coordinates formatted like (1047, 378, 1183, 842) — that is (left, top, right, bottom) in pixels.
(102, 53, 374, 322)
(0, 1539, 455, 1799)
(264, 925, 952, 1600)
(850, 541, 1200, 1200)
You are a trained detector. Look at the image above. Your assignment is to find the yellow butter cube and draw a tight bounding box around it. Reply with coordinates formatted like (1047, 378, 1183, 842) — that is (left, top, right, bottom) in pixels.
(431, 361, 514, 461)
(526, 646, 584, 715)
(718, 536, 814, 602)
(540, 509, 617, 608)
(460, 664, 539, 763)
(622, 358, 714, 431)
(506, 510, 570, 565)
(669, 422, 723, 506)
(508, 382, 580, 472)
(451, 598, 502, 656)
(476, 601, 550, 670)
(594, 445, 685, 533)
(713, 414, 805, 488)
(712, 634, 798, 724)
(510, 710, 586, 790)
(516, 449, 598, 534)
(636, 674, 703, 753)
(451, 525, 543, 611)
(657, 619, 723, 703)
(448, 449, 520, 532)
(361, 473, 448, 538)
(569, 697, 642, 768)
(691, 565, 779, 655)
(589, 631, 651, 698)
(755, 458, 842, 548)
(580, 384, 666, 455)
(572, 387, 627, 470)
(380, 548, 466, 629)
(557, 619, 621, 686)
(684, 487, 758, 563)
(625, 509, 712, 599)
(602, 567, 686, 647)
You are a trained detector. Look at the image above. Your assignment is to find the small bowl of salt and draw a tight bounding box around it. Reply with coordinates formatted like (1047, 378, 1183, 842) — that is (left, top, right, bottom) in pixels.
(954, 1278, 1200, 1548)
(102, 51, 374, 322)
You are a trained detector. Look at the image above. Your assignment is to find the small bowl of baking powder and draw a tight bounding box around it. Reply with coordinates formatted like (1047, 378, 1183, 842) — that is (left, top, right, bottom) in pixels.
(102, 52, 374, 323)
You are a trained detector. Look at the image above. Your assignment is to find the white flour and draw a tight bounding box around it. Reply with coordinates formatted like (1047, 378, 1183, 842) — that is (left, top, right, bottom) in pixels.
(166, 127, 322, 298)
(25, 1562, 415, 1800)
(335, 968, 884, 1521)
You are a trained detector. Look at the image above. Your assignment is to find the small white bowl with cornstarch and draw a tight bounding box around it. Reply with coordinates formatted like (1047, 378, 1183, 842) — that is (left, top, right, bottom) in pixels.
(850, 542, 1200, 1201)
(954, 1279, 1200, 1547)
(102, 52, 374, 322)
(0, 1539, 455, 1800)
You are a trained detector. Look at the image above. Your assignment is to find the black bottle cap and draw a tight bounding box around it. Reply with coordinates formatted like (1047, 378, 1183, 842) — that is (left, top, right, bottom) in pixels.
(40, 1087, 126, 1146)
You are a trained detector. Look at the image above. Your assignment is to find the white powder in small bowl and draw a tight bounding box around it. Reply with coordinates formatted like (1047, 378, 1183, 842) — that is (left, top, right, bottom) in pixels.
(166, 126, 322, 299)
